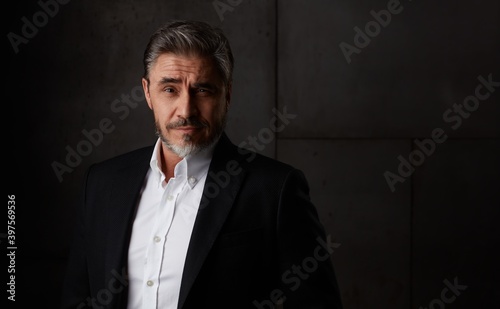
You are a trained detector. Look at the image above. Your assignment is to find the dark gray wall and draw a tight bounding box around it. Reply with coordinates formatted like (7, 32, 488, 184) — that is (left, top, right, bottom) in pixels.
(6, 0, 499, 308)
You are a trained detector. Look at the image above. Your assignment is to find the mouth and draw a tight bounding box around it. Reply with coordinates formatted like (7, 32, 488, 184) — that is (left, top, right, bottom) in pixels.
(174, 126, 202, 133)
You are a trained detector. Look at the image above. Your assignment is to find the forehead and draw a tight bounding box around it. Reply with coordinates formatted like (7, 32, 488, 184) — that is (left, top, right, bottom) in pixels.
(150, 52, 219, 81)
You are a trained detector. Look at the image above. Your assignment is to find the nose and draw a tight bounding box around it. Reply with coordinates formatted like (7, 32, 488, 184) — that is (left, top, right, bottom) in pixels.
(176, 92, 198, 119)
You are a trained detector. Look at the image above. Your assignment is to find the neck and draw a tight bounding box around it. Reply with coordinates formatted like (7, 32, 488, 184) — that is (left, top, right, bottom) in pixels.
(160, 144, 183, 180)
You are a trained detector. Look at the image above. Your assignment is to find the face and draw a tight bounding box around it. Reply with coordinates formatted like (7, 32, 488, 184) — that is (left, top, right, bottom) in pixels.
(142, 53, 230, 158)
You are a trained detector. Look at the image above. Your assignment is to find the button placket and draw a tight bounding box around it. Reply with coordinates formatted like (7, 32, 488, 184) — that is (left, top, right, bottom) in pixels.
(141, 178, 179, 308)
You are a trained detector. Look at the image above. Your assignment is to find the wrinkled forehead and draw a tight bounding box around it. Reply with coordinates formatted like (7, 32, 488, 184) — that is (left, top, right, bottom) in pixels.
(149, 52, 223, 83)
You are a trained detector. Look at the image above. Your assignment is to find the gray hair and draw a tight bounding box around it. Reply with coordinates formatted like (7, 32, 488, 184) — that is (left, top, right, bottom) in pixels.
(143, 20, 234, 89)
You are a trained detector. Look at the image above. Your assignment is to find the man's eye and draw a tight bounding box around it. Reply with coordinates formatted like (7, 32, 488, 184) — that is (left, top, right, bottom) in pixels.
(196, 88, 212, 95)
(164, 88, 175, 93)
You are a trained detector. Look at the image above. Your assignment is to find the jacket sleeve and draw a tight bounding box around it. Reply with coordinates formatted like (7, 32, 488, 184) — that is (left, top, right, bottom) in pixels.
(59, 166, 93, 309)
(276, 168, 343, 309)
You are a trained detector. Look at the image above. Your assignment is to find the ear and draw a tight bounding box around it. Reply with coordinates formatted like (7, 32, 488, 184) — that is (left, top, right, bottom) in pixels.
(142, 77, 153, 110)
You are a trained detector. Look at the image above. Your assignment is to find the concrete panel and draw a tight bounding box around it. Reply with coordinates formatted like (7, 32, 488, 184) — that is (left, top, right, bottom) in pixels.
(277, 0, 499, 138)
(218, 0, 277, 158)
(412, 139, 500, 309)
(277, 139, 412, 309)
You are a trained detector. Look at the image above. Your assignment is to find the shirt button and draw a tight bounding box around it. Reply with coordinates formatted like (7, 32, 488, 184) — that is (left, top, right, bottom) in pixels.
(167, 195, 174, 201)
(153, 236, 161, 243)
(147, 280, 154, 286)
(188, 176, 197, 185)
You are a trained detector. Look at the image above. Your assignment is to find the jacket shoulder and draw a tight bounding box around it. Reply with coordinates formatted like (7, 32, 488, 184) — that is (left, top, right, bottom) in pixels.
(89, 145, 154, 174)
(241, 149, 295, 173)
(218, 133, 298, 176)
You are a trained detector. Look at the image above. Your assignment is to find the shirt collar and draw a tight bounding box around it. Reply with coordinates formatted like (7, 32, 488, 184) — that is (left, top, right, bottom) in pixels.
(149, 138, 214, 189)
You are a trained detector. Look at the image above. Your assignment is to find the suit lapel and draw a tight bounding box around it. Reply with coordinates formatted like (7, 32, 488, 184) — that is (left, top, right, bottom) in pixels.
(178, 134, 247, 308)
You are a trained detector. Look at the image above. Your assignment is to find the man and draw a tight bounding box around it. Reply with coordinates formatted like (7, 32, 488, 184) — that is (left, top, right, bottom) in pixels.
(60, 20, 343, 309)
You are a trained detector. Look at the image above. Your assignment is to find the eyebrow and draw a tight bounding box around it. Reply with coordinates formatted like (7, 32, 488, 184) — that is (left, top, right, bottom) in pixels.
(159, 77, 181, 85)
(193, 82, 218, 91)
(158, 77, 219, 91)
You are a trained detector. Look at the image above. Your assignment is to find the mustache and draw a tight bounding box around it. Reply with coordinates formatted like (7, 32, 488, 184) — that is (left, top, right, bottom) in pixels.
(166, 117, 209, 129)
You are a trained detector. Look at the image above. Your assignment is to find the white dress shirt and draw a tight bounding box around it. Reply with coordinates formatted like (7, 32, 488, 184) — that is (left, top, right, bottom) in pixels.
(127, 138, 213, 309)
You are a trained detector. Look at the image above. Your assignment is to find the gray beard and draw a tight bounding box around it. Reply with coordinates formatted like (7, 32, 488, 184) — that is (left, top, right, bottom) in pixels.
(155, 116, 226, 158)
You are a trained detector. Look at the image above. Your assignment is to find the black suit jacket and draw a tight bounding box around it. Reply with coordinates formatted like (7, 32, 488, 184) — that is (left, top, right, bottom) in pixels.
(60, 133, 343, 309)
